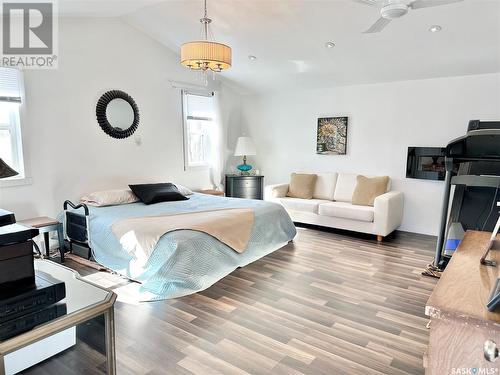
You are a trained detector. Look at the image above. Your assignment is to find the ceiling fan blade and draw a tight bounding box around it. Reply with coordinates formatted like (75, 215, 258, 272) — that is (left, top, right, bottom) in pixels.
(410, 0, 463, 10)
(363, 17, 391, 33)
(352, 0, 380, 7)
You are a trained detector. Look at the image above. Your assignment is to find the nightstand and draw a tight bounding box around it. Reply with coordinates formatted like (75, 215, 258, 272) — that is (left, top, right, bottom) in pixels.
(225, 174, 264, 200)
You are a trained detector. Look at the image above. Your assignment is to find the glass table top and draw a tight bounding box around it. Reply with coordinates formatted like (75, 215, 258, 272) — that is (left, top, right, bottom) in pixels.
(0, 260, 112, 342)
(35, 260, 110, 313)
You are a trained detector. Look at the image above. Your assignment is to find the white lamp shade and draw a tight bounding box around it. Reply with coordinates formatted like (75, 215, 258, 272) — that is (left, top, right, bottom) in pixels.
(234, 136, 256, 156)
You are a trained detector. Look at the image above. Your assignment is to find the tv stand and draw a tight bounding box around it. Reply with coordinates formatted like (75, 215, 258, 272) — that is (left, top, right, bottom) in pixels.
(425, 231, 500, 373)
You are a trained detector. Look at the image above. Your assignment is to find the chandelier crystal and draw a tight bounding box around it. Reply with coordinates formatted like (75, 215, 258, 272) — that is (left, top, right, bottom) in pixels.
(180, 0, 232, 78)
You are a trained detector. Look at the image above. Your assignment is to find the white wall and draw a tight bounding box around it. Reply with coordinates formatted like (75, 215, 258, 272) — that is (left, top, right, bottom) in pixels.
(0, 18, 241, 219)
(1, 16, 497, 237)
(240, 73, 500, 235)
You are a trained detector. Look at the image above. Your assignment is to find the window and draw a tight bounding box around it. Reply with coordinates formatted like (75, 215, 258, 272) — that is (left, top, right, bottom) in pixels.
(182, 91, 216, 169)
(0, 67, 24, 178)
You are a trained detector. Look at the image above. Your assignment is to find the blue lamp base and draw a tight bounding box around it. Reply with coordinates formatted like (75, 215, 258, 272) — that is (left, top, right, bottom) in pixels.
(237, 155, 252, 175)
(237, 164, 252, 176)
(237, 163, 252, 172)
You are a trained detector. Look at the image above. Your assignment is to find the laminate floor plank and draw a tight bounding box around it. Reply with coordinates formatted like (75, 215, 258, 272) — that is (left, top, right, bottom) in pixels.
(26, 228, 437, 374)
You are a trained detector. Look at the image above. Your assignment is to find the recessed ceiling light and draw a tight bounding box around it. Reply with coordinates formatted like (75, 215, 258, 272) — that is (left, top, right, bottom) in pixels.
(429, 25, 442, 33)
(248, 55, 257, 61)
(325, 41, 336, 49)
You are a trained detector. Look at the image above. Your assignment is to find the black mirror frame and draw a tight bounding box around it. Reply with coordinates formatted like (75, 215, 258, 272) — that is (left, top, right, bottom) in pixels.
(96, 90, 140, 139)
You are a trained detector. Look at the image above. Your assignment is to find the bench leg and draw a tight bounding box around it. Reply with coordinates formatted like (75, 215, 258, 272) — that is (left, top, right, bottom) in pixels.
(377, 235, 383, 242)
(57, 225, 65, 262)
(43, 232, 50, 258)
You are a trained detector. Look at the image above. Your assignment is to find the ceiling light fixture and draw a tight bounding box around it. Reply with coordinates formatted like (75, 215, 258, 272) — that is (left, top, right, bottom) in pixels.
(325, 41, 336, 49)
(248, 55, 257, 61)
(428, 25, 442, 33)
(180, 0, 232, 84)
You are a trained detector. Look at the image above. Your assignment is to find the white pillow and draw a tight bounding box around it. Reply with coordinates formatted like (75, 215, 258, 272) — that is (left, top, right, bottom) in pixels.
(81, 189, 139, 207)
(333, 173, 359, 202)
(174, 184, 193, 196)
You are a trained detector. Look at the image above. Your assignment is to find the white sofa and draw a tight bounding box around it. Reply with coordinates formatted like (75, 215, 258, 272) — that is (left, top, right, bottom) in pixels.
(265, 172, 404, 241)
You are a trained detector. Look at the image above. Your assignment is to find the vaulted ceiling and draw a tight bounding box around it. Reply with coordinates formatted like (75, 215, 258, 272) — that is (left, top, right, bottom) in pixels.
(60, 0, 500, 93)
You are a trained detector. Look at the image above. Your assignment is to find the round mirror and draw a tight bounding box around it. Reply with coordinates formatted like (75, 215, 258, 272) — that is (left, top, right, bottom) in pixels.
(96, 90, 139, 139)
(106, 98, 134, 131)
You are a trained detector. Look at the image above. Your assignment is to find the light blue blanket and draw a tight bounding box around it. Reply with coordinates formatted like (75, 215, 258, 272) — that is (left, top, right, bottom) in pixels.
(67, 193, 296, 299)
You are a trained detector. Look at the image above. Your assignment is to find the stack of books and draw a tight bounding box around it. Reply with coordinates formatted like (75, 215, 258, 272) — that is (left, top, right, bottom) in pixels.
(0, 210, 67, 341)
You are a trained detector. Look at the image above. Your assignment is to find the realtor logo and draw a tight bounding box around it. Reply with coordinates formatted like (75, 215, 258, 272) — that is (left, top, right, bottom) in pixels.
(1, 1, 58, 68)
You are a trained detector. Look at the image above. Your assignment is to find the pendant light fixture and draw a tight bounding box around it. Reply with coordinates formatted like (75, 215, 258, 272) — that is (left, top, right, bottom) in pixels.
(180, 0, 232, 82)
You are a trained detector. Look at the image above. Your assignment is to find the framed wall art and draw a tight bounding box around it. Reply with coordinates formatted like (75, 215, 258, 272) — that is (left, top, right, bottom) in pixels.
(316, 116, 348, 155)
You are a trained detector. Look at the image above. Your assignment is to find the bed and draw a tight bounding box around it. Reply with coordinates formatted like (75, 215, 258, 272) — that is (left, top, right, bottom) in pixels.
(62, 193, 297, 300)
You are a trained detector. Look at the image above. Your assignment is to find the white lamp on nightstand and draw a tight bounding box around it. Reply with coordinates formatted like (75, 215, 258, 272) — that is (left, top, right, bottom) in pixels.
(234, 136, 256, 175)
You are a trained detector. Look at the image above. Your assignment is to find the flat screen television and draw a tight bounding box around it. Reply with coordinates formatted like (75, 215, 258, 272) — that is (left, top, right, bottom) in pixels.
(406, 147, 446, 181)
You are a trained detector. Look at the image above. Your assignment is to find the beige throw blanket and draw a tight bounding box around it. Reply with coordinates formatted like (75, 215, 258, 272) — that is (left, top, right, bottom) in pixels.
(111, 208, 255, 261)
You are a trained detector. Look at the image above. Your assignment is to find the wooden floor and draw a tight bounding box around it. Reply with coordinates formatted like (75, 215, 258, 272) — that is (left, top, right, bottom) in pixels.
(33, 227, 438, 375)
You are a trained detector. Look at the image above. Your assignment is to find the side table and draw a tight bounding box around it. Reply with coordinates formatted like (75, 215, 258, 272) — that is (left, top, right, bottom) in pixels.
(18, 217, 65, 261)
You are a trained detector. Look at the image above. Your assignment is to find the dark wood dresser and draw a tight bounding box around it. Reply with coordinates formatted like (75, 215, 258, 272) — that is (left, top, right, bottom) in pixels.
(225, 175, 264, 200)
(425, 231, 500, 374)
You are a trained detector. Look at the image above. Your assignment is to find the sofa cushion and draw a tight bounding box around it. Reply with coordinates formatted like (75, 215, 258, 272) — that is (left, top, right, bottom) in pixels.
(333, 173, 359, 202)
(313, 172, 338, 200)
(334, 173, 391, 203)
(297, 172, 338, 200)
(352, 175, 390, 206)
(318, 201, 374, 222)
(287, 173, 317, 199)
(278, 198, 331, 214)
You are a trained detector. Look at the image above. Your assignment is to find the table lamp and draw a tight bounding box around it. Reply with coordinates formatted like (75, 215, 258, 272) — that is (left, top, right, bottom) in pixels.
(234, 136, 256, 175)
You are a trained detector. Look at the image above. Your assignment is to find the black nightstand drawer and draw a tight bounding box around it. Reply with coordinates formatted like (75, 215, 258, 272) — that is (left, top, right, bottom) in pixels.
(233, 187, 259, 198)
(225, 175, 264, 200)
(234, 179, 259, 189)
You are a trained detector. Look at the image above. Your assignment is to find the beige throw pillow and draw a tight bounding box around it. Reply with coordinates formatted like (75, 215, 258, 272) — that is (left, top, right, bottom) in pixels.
(351, 175, 390, 206)
(287, 173, 317, 199)
(81, 189, 139, 207)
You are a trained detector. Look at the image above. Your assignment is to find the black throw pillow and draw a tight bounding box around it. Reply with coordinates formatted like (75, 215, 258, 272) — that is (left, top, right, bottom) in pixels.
(128, 183, 189, 205)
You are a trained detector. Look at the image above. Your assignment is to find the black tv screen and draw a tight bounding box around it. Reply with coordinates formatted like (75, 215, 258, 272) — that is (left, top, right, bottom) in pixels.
(406, 147, 446, 181)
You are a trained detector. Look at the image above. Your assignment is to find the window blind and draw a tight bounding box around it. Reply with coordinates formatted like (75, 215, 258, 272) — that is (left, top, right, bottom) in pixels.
(0, 67, 22, 103)
(184, 91, 214, 121)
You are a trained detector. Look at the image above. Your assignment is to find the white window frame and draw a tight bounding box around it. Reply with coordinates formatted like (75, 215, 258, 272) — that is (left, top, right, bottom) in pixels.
(181, 90, 215, 171)
(0, 102, 25, 179)
(0, 67, 27, 186)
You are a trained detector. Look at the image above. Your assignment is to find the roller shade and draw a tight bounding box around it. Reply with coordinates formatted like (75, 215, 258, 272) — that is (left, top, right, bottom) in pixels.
(184, 90, 214, 120)
(0, 67, 22, 103)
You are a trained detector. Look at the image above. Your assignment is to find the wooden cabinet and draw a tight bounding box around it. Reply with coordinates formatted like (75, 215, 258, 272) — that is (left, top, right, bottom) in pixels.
(225, 175, 264, 200)
(425, 231, 500, 374)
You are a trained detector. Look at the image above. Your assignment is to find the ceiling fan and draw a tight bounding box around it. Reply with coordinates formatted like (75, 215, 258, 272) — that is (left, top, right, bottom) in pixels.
(355, 0, 464, 33)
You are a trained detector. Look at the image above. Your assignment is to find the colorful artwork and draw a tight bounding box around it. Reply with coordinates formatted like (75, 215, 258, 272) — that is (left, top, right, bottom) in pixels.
(316, 117, 348, 155)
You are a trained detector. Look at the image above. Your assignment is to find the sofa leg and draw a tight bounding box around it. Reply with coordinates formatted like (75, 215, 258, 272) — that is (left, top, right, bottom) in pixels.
(377, 235, 383, 242)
